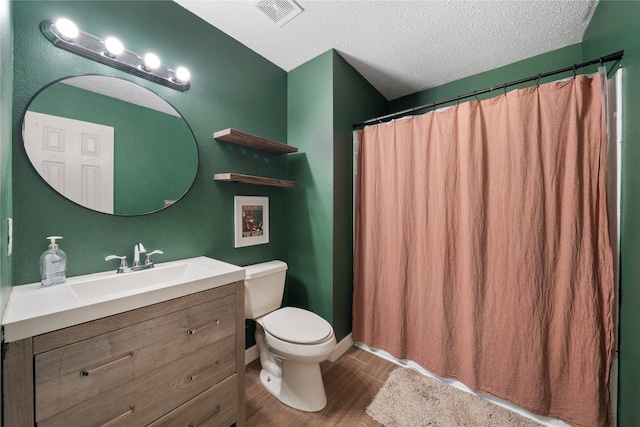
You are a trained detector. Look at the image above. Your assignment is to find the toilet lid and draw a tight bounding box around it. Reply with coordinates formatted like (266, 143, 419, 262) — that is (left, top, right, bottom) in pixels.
(262, 307, 333, 344)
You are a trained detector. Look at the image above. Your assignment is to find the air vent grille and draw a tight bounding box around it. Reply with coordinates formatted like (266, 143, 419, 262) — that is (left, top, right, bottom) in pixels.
(252, 0, 303, 27)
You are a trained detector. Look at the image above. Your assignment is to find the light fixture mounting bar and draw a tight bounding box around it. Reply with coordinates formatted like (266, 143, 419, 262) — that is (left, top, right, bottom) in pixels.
(40, 20, 190, 92)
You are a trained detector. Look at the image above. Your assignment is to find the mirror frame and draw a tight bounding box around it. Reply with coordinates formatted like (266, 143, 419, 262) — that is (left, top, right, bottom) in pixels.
(21, 74, 199, 216)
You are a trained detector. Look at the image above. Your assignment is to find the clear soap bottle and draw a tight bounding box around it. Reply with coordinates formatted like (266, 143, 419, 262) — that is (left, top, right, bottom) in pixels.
(40, 236, 67, 287)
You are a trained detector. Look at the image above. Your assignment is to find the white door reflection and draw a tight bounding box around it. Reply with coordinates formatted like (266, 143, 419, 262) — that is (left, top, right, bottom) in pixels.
(23, 111, 115, 213)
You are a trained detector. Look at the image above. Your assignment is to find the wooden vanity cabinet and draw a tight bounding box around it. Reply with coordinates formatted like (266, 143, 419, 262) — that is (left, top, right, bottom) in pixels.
(4, 282, 246, 427)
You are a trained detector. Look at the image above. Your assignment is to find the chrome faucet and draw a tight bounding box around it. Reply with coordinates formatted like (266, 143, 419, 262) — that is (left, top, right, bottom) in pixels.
(105, 243, 163, 273)
(133, 243, 146, 267)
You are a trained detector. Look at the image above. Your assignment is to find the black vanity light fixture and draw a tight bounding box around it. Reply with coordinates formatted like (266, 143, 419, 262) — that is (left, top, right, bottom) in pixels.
(40, 18, 191, 92)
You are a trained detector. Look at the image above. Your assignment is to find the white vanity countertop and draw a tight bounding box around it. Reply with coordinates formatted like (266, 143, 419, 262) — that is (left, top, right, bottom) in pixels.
(2, 256, 245, 342)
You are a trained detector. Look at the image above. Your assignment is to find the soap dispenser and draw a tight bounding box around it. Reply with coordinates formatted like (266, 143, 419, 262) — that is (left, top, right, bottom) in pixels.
(40, 236, 67, 287)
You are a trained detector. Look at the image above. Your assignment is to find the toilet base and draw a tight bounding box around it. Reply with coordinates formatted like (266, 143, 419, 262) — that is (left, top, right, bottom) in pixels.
(259, 360, 328, 412)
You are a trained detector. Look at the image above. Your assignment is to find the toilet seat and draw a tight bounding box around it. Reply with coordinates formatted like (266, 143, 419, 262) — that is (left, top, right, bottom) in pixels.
(261, 307, 333, 344)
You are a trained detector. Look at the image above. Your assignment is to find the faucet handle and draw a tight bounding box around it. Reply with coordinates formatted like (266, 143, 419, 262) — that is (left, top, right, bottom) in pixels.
(145, 250, 164, 266)
(105, 255, 128, 273)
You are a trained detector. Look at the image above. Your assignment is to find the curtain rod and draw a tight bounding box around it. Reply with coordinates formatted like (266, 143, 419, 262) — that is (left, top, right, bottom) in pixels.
(353, 50, 624, 129)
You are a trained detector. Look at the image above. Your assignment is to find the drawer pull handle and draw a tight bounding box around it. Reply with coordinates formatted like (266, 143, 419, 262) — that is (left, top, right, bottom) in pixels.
(187, 320, 220, 335)
(188, 404, 221, 427)
(100, 405, 135, 427)
(81, 352, 134, 376)
(187, 360, 220, 381)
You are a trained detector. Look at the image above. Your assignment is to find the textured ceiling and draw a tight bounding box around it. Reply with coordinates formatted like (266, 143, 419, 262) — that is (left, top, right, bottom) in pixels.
(174, 0, 598, 100)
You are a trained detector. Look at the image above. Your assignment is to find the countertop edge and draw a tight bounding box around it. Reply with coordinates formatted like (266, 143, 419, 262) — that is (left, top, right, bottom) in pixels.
(3, 257, 245, 342)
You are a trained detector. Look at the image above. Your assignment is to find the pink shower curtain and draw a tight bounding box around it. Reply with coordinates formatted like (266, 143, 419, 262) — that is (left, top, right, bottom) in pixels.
(353, 74, 614, 427)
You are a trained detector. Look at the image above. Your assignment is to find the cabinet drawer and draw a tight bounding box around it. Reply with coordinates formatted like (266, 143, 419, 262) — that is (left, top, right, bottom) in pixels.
(148, 374, 237, 427)
(38, 336, 236, 427)
(36, 294, 235, 422)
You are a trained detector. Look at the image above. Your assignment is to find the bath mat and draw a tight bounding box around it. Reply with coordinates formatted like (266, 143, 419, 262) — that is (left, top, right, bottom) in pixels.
(366, 368, 544, 427)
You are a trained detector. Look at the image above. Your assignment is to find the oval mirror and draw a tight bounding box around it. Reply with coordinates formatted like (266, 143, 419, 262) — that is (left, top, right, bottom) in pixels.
(22, 75, 199, 215)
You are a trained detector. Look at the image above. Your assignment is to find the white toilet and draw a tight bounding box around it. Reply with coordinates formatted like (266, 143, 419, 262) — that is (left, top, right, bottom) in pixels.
(244, 260, 337, 412)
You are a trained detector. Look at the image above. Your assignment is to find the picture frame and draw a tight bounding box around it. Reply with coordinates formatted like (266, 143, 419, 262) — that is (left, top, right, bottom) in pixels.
(234, 196, 269, 248)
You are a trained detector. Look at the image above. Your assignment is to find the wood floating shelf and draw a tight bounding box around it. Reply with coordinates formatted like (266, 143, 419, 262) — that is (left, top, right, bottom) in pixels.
(214, 173, 298, 187)
(213, 128, 298, 155)
(214, 128, 299, 187)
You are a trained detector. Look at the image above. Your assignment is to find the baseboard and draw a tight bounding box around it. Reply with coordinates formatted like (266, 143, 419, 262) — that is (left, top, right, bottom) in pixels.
(245, 332, 354, 365)
(329, 332, 354, 362)
(245, 344, 259, 365)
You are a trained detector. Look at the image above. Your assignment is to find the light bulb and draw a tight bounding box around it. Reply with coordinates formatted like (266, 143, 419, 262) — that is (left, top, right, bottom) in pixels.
(175, 67, 190, 83)
(143, 53, 160, 70)
(55, 18, 79, 40)
(104, 37, 124, 57)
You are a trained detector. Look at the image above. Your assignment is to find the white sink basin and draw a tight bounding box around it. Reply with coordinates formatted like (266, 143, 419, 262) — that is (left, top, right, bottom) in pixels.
(2, 256, 245, 342)
(69, 262, 211, 301)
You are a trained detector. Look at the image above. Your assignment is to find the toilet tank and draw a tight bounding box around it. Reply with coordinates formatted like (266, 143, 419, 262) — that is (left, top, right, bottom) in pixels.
(244, 260, 288, 319)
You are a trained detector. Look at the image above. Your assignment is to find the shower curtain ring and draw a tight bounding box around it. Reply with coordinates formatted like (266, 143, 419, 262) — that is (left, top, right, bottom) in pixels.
(536, 75, 541, 87)
(473, 90, 480, 101)
(573, 65, 577, 78)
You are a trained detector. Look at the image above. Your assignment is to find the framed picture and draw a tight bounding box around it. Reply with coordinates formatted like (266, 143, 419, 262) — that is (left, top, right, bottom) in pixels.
(234, 196, 269, 248)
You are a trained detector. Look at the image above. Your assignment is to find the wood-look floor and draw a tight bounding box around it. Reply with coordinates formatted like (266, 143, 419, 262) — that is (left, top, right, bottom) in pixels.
(245, 345, 397, 426)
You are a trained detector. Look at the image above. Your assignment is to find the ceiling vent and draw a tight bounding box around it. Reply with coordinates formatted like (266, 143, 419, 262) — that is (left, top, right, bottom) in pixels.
(252, 0, 303, 27)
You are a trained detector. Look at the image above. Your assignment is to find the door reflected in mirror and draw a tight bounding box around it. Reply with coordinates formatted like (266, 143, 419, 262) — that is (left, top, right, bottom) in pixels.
(22, 75, 198, 216)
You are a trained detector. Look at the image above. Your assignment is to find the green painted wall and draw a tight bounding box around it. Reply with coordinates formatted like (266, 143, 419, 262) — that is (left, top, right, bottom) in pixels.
(287, 51, 385, 341)
(0, 0, 12, 310)
(1, 0, 13, 421)
(582, 2, 640, 425)
(12, 1, 288, 286)
(287, 51, 335, 324)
